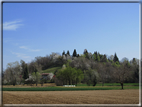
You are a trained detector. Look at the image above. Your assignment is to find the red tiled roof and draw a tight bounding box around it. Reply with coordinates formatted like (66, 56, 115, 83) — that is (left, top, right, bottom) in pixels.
(42, 73, 49, 76)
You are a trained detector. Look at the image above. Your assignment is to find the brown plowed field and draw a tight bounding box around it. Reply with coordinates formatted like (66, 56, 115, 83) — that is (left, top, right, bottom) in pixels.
(3, 89, 139, 104)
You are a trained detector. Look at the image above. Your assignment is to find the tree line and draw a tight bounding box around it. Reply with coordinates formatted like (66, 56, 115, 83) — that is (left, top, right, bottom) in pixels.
(2, 49, 140, 89)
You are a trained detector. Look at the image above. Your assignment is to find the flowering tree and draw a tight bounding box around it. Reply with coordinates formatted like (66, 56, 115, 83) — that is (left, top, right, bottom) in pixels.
(6, 61, 22, 86)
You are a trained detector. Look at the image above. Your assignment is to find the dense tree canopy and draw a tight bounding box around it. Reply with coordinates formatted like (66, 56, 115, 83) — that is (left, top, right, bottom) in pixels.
(56, 61, 84, 85)
(3, 49, 139, 88)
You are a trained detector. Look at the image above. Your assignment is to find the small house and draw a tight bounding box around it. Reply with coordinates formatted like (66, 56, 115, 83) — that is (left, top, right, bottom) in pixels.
(41, 73, 49, 80)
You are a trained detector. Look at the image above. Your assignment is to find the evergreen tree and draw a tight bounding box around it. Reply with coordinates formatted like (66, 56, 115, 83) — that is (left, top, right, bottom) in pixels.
(73, 49, 77, 57)
(94, 51, 97, 56)
(21, 60, 29, 79)
(101, 54, 108, 62)
(97, 55, 100, 62)
(20, 60, 25, 75)
(131, 58, 137, 66)
(62, 51, 65, 56)
(23, 64, 29, 79)
(83, 49, 88, 55)
(67, 50, 70, 56)
(99, 54, 103, 61)
(113, 53, 119, 63)
(83, 49, 89, 59)
(93, 51, 100, 61)
(93, 51, 98, 61)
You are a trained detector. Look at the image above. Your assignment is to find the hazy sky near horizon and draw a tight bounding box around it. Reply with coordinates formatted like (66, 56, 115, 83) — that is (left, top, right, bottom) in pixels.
(3, 3, 139, 70)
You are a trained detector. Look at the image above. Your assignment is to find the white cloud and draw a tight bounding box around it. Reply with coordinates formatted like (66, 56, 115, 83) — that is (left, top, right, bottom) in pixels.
(19, 46, 40, 52)
(19, 46, 28, 49)
(3, 20, 23, 30)
(12, 52, 30, 59)
(29, 49, 40, 52)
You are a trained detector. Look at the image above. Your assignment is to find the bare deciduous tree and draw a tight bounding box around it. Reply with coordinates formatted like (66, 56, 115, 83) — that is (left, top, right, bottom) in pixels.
(6, 61, 22, 86)
(113, 60, 131, 89)
(97, 63, 106, 86)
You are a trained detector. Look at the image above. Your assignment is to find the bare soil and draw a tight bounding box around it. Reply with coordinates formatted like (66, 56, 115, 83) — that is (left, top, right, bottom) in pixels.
(3, 89, 139, 104)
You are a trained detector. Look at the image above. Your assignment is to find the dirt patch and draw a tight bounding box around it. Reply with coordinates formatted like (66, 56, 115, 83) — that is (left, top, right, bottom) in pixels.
(3, 89, 139, 104)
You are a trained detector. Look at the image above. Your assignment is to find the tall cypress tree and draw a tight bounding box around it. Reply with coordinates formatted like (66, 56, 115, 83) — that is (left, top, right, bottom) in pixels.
(73, 49, 77, 57)
(23, 64, 29, 79)
(113, 53, 119, 62)
(67, 50, 70, 56)
(62, 51, 65, 56)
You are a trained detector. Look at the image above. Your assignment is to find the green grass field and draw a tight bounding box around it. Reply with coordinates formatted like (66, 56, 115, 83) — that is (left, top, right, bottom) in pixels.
(2, 86, 139, 91)
(77, 83, 139, 86)
(42, 67, 61, 73)
(3, 83, 139, 91)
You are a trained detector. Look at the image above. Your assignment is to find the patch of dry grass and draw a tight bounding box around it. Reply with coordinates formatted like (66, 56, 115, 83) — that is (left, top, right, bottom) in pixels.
(3, 89, 139, 104)
(2, 83, 56, 88)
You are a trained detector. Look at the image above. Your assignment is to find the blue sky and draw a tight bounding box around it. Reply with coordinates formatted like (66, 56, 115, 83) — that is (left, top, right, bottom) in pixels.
(3, 3, 139, 70)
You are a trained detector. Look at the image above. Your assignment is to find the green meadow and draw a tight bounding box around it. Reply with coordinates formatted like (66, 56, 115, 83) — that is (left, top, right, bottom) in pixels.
(3, 83, 139, 91)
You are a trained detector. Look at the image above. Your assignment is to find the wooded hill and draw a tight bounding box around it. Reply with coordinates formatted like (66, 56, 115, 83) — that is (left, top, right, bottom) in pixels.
(3, 49, 140, 89)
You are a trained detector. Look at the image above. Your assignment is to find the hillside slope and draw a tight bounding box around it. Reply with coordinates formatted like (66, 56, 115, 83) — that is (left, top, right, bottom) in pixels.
(42, 67, 62, 74)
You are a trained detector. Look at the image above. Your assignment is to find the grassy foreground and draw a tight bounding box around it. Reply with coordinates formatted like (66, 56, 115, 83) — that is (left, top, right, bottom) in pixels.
(3, 83, 139, 91)
(77, 83, 139, 86)
(3, 86, 139, 91)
